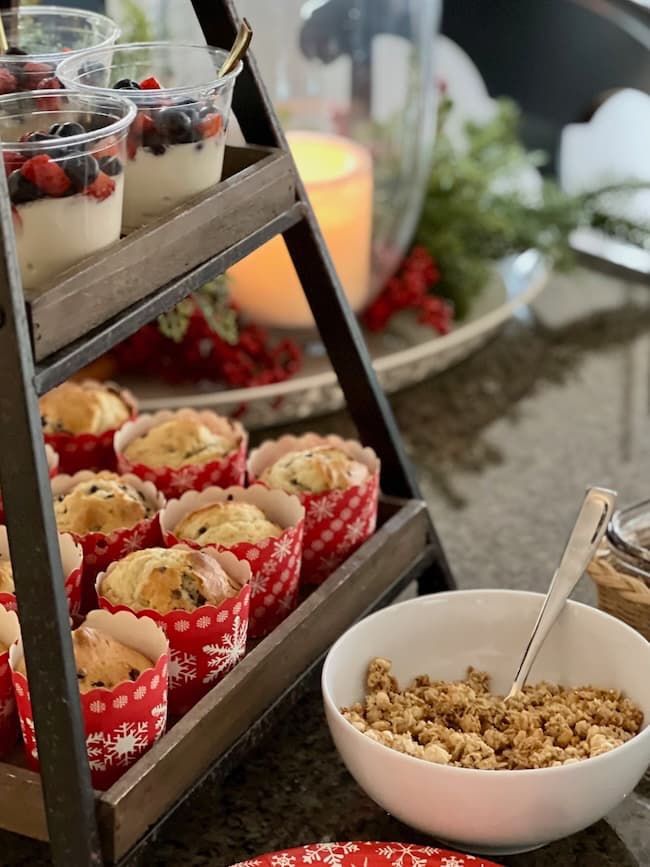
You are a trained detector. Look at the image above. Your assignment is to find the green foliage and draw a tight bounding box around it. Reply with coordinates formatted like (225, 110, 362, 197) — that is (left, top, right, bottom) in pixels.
(416, 97, 650, 318)
(114, 0, 152, 43)
(157, 277, 238, 345)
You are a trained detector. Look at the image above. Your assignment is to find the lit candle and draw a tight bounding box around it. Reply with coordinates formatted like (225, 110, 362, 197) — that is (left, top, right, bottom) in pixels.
(227, 131, 373, 329)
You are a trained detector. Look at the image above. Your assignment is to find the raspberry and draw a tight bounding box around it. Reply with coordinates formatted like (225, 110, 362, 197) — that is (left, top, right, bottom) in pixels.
(0, 68, 16, 94)
(198, 113, 223, 138)
(3, 150, 24, 176)
(20, 154, 71, 197)
(84, 171, 115, 201)
(139, 76, 162, 90)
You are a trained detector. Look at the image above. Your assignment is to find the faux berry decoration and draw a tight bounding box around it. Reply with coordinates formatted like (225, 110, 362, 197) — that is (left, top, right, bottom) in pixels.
(20, 154, 71, 197)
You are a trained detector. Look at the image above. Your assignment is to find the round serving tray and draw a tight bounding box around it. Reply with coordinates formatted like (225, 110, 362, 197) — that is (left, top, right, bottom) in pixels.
(126, 250, 547, 429)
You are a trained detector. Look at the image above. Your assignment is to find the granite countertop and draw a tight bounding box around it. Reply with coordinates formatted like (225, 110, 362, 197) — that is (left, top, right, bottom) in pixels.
(3, 266, 650, 866)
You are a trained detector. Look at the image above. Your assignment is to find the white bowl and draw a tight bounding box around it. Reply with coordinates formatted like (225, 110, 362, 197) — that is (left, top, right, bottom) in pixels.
(322, 589, 650, 856)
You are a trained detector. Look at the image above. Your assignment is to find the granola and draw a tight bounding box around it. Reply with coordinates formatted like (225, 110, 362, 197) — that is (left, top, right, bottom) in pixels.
(341, 658, 644, 770)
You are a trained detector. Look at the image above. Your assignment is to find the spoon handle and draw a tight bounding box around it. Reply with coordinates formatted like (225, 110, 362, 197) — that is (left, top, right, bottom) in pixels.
(507, 486, 617, 699)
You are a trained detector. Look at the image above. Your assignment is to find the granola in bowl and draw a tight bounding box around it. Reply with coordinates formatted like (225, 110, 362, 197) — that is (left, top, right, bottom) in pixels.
(342, 657, 644, 770)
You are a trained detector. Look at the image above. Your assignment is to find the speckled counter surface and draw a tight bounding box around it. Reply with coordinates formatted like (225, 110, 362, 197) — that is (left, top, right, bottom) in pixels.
(3, 267, 650, 867)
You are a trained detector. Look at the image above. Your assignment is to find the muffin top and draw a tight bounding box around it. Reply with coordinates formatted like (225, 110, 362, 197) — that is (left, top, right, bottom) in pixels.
(40, 381, 130, 436)
(15, 624, 154, 694)
(259, 445, 369, 494)
(174, 501, 283, 547)
(100, 546, 242, 615)
(122, 411, 239, 470)
(54, 471, 155, 535)
(0, 561, 13, 595)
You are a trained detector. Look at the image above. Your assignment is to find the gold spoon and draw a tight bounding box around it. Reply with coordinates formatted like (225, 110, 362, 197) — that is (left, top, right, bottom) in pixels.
(217, 18, 252, 78)
(0, 13, 8, 54)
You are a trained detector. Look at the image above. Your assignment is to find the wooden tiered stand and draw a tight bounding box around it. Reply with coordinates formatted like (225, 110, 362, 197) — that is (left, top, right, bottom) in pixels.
(0, 1, 455, 864)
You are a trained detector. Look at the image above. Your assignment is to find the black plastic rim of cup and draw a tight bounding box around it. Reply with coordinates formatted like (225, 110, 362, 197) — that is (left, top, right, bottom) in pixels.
(0, 90, 137, 150)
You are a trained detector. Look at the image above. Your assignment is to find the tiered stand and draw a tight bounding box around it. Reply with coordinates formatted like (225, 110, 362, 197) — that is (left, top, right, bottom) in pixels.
(0, 1, 454, 864)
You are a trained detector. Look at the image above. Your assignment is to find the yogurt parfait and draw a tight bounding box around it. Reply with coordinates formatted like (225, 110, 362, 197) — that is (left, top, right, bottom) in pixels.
(57, 43, 241, 233)
(0, 5, 119, 93)
(0, 90, 135, 290)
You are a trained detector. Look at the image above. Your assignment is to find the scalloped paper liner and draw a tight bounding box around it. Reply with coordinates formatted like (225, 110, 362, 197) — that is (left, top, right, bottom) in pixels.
(10, 609, 169, 791)
(160, 485, 305, 639)
(229, 842, 504, 867)
(43, 381, 137, 475)
(114, 409, 248, 500)
(248, 434, 380, 584)
(0, 608, 20, 759)
(51, 471, 166, 611)
(0, 444, 59, 525)
(97, 547, 251, 716)
(0, 528, 83, 615)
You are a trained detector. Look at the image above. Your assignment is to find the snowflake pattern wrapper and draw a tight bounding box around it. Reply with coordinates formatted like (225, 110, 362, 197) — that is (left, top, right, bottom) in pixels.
(12, 647, 169, 790)
(0, 647, 17, 758)
(98, 585, 251, 717)
(229, 842, 502, 867)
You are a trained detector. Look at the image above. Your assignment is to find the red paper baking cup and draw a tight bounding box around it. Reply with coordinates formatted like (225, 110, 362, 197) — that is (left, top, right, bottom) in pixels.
(11, 609, 168, 791)
(248, 434, 380, 585)
(43, 380, 137, 475)
(0, 608, 20, 759)
(161, 485, 305, 639)
(114, 409, 248, 500)
(97, 548, 251, 717)
(0, 444, 59, 524)
(51, 471, 165, 611)
(0, 527, 83, 615)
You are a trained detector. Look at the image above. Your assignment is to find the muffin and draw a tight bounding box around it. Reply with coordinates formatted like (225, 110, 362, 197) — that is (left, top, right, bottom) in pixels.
(100, 546, 241, 615)
(122, 411, 238, 470)
(259, 445, 369, 495)
(15, 623, 154, 694)
(173, 501, 283, 548)
(0, 562, 13, 596)
(54, 471, 155, 536)
(40, 381, 131, 436)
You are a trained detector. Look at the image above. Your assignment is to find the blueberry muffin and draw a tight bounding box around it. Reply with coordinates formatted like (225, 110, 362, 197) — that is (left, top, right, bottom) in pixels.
(54, 472, 155, 535)
(100, 546, 242, 615)
(16, 624, 153, 693)
(122, 410, 239, 470)
(173, 501, 282, 548)
(40, 381, 130, 436)
(259, 445, 369, 495)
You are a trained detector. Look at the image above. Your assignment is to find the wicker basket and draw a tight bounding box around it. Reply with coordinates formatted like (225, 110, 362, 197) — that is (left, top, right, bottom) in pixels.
(588, 542, 650, 641)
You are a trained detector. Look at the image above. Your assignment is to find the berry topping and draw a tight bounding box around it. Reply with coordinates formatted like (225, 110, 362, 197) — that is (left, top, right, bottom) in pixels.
(20, 131, 55, 143)
(113, 78, 141, 90)
(198, 112, 223, 139)
(84, 171, 115, 201)
(58, 121, 86, 138)
(139, 75, 162, 90)
(0, 68, 16, 94)
(8, 170, 43, 204)
(3, 150, 24, 175)
(35, 76, 62, 90)
(23, 61, 54, 78)
(61, 154, 100, 191)
(154, 107, 194, 144)
(21, 154, 71, 197)
(98, 155, 123, 177)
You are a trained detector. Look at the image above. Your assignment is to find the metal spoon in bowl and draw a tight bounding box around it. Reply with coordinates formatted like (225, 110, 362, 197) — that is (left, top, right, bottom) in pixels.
(506, 485, 617, 700)
(218, 19, 253, 78)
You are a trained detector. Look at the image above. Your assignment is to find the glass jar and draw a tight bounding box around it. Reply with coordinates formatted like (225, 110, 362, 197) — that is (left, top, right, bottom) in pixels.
(606, 500, 650, 584)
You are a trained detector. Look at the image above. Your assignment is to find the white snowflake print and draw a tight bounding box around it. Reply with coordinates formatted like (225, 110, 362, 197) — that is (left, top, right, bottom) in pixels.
(86, 731, 106, 772)
(169, 649, 198, 687)
(320, 553, 343, 574)
(261, 559, 279, 577)
(196, 616, 212, 629)
(249, 571, 268, 596)
(120, 526, 151, 555)
(174, 619, 191, 633)
(309, 499, 335, 522)
(169, 467, 200, 495)
(0, 697, 15, 719)
(301, 842, 360, 865)
(270, 855, 296, 867)
(153, 710, 167, 737)
(104, 721, 149, 767)
(245, 548, 260, 562)
(377, 843, 440, 867)
(271, 536, 293, 561)
(440, 858, 466, 867)
(343, 517, 366, 546)
(202, 615, 246, 683)
(232, 860, 262, 867)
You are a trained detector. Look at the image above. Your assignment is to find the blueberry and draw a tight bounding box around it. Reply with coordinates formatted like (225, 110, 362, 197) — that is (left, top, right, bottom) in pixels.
(58, 121, 86, 137)
(113, 78, 141, 90)
(98, 155, 122, 176)
(61, 154, 99, 191)
(154, 107, 193, 144)
(198, 105, 216, 119)
(8, 171, 42, 204)
(78, 60, 106, 87)
(26, 131, 56, 142)
(48, 122, 63, 136)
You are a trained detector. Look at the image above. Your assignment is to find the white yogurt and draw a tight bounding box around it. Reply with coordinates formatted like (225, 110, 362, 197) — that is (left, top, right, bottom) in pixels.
(122, 137, 225, 233)
(14, 175, 124, 292)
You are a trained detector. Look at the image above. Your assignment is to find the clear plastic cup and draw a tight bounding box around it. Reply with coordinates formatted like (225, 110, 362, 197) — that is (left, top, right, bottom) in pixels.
(57, 43, 242, 233)
(0, 5, 119, 92)
(0, 90, 136, 291)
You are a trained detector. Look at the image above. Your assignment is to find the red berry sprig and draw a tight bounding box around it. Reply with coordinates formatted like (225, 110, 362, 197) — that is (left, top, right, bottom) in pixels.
(364, 246, 453, 335)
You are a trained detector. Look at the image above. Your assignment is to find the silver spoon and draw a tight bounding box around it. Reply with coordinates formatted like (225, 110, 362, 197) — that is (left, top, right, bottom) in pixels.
(506, 485, 617, 700)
